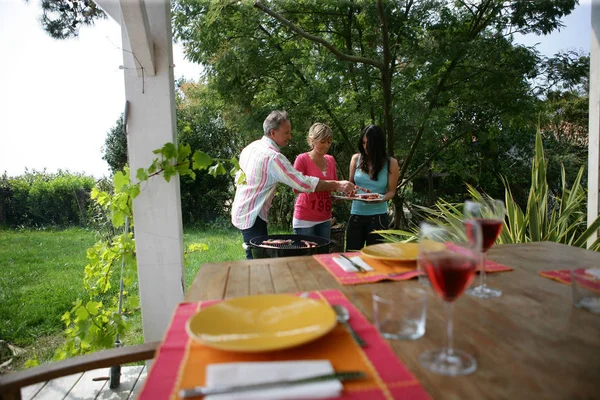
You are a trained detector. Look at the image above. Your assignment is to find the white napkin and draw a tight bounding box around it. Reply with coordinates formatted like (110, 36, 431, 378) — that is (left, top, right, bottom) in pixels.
(332, 256, 374, 272)
(585, 268, 600, 280)
(204, 360, 342, 400)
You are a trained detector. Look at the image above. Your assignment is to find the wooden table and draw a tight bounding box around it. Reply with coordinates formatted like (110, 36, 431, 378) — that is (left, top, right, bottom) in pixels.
(187, 242, 600, 400)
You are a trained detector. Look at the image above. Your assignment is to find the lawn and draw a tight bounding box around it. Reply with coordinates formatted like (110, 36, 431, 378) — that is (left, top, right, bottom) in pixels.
(0, 226, 258, 371)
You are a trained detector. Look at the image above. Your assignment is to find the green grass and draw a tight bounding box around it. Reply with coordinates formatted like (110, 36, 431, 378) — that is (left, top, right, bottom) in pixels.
(0, 225, 285, 371)
(0, 228, 97, 346)
(183, 227, 247, 288)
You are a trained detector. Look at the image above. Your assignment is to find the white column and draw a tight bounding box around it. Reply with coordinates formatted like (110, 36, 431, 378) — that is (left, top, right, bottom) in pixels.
(589, 2, 600, 247)
(120, 1, 185, 341)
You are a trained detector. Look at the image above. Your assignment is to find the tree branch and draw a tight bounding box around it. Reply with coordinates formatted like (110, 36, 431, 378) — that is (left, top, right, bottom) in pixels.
(398, 53, 463, 182)
(456, 0, 476, 18)
(257, 24, 354, 153)
(398, 132, 465, 189)
(253, 0, 384, 70)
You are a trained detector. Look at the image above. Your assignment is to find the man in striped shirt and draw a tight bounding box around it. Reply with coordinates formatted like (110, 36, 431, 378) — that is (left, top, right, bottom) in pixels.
(232, 110, 356, 259)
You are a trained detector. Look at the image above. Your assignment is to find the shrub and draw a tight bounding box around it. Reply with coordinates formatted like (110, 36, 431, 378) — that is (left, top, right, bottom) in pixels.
(1, 170, 95, 228)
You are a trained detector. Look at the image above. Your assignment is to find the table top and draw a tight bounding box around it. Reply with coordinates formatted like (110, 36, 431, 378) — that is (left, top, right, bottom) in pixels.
(186, 241, 600, 400)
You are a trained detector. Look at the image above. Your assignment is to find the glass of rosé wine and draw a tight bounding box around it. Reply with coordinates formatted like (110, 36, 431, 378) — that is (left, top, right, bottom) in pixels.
(418, 220, 482, 376)
(463, 199, 506, 299)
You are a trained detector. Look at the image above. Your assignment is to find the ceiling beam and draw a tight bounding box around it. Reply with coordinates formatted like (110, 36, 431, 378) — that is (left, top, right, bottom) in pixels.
(119, 0, 156, 76)
(96, 0, 156, 77)
(94, 0, 121, 23)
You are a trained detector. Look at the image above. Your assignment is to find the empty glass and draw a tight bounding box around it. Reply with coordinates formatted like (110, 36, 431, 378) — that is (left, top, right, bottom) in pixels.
(372, 288, 427, 340)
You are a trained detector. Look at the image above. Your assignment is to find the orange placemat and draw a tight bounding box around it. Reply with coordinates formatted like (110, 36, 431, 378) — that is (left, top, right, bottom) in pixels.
(539, 268, 600, 293)
(138, 289, 431, 400)
(315, 252, 513, 285)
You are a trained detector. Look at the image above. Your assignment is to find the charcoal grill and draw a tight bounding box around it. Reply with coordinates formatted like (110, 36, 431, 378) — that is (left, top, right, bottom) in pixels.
(249, 234, 333, 259)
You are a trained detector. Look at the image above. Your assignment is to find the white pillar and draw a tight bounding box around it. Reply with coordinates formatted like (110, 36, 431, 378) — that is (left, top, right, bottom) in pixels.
(588, 2, 600, 247)
(120, 1, 185, 342)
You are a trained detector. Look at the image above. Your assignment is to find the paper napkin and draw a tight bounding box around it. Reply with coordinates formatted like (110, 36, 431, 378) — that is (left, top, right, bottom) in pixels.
(585, 268, 600, 280)
(332, 256, 374, 273)
(204, 360, 342, 400)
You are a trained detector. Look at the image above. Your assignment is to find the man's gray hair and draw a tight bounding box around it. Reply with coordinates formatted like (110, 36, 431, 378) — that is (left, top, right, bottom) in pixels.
(263, 110, 289, 136)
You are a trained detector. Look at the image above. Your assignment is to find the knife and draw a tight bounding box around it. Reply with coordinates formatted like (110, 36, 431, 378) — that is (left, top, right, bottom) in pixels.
(339, 254, 366, 272)
(179, 371, 366, 398)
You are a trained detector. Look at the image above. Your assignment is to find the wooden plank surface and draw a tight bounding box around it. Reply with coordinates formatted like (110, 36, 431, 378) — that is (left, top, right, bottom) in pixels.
(128, 365, 147, 400)
(31, 373, 81, 399)
(186, 242, 600, 400)
(94, 365, 143, 400)
(63, 367, 108, 399)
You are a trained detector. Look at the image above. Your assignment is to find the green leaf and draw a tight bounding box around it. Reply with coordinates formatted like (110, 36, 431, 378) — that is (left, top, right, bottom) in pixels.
(113, 171, 129, 192)
(75, 305, 88, 321)
(193, 151, 213, 170)
(208, 162, 227, 177)
(86, 301, 102, 316)
(136, 168, 148, 182)
(178, 144, 192, 161)
(147, 159, 158, 174)
(161, 142, 177, 159)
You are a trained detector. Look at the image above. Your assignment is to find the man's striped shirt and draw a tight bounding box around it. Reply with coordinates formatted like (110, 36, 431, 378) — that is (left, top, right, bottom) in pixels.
(231, 136, 319, 229)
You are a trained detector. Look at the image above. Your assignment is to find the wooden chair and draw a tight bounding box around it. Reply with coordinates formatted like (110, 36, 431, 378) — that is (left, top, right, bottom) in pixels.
(0, 341, 158, 400)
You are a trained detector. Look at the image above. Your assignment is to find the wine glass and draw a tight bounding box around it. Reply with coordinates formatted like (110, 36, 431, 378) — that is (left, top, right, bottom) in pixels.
(463, 199, 505, 299)
(418, 220, 481, 376)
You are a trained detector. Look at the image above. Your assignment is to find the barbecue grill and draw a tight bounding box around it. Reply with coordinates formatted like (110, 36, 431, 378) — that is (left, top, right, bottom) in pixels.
(249, 234, 333, 259)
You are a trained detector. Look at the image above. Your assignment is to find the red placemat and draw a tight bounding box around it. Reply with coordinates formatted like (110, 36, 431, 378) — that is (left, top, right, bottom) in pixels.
(539, 268, 600, 293)
(315, 252, 513, 286)
(137, 289, 431, 400)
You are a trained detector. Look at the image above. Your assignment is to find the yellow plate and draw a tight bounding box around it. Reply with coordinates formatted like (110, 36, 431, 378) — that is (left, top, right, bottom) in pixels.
(360, 242, 420, 262)
(186, 294, 337, 352)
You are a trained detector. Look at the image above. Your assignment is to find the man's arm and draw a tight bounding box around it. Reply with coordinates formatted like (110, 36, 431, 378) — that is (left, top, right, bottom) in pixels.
(271, 153, 356, 194)
(315, 179, 354, 193)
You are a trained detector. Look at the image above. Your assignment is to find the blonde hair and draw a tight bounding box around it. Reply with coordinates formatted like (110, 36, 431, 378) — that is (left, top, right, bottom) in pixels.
(307, 123, 333, 148)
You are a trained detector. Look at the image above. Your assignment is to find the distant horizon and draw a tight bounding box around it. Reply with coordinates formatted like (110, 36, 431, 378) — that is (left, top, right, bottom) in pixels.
(0, 1, 592, 179)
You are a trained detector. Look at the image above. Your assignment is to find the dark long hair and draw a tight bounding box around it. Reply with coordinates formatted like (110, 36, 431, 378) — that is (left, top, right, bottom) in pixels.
(358, 125, 387, 180)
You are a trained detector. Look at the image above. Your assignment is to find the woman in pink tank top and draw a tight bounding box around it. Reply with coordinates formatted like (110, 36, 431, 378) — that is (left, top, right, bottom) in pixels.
(292, 123, 338, 239)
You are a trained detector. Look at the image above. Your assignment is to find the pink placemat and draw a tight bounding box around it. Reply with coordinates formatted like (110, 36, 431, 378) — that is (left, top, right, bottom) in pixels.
(137, 289, 431, 400)
(315, 252, 513, 286)
(539, 268, 600, 293)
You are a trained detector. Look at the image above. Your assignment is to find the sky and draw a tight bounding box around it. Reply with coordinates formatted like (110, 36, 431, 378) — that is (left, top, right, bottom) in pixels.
(0, 0, 593, 179)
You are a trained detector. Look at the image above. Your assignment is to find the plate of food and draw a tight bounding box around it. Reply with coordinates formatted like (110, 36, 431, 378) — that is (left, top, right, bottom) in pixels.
(186, 294, 337, 352)
(332, 192, 384, 202)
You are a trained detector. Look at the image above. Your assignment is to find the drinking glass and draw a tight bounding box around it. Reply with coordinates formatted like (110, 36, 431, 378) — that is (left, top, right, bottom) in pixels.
(418, 220, 481, 376)
(463, 199, 505, 299)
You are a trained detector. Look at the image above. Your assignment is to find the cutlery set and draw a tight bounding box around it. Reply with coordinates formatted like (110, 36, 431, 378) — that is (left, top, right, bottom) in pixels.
(339, 254, 412, 278)
(179, 371, 366, 398)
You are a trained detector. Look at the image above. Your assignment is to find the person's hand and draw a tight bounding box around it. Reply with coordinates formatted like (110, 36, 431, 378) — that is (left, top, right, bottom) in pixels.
(336, 180, 356, 195)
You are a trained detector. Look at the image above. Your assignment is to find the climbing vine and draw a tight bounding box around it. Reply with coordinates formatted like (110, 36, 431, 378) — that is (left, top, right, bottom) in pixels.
(50, 144, 242, 360)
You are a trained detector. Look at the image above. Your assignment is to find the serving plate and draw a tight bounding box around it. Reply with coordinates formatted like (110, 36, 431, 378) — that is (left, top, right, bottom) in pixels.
(186, 294, 337, 352)
(332, 193, 384, 202)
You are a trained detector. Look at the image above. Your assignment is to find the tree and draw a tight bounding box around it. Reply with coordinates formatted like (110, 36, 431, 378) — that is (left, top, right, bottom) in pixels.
(172, 0, 577, 227)
(25, 0, 106, 39)
(538, 51, 589, 195)
(102, 115, 128, 174)
(175, 81, 242, 225)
